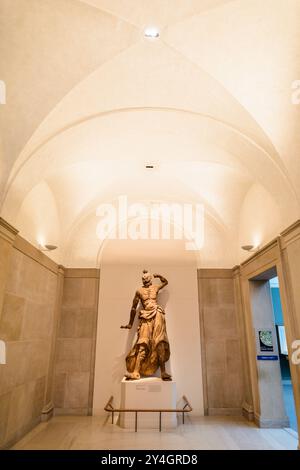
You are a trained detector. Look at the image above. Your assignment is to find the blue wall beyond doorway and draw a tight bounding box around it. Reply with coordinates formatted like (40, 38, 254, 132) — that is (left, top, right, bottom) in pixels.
(270, 278, 297, 432)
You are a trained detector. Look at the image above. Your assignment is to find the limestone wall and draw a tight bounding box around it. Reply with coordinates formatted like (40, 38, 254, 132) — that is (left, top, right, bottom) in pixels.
(0, 235, 60, 448)
(197, 269, 244, 415)
(53, 269, 99, 415)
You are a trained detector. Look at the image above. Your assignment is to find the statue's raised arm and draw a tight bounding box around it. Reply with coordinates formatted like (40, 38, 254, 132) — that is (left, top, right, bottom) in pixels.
(153, 273, 168, 291)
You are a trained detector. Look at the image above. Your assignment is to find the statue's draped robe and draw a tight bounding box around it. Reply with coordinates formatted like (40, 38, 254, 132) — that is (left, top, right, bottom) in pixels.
(126, 298, 170, 376)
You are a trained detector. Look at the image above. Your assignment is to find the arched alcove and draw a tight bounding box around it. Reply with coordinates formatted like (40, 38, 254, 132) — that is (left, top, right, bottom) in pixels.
(92, 221, 204, 415)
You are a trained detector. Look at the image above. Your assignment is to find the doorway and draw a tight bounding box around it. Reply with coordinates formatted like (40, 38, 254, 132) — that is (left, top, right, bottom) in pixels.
(249, 267, 298, 433)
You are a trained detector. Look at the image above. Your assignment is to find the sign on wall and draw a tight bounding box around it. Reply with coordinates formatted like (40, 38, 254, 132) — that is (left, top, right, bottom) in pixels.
(256, 329, 278, 361)
(259, 330, 274, 352)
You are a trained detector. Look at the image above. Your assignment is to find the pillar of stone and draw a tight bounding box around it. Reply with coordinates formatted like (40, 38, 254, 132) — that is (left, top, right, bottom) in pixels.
(0, 218, 18, 321)
(250, 280, 288, 427)
(41, 265, 65, 421)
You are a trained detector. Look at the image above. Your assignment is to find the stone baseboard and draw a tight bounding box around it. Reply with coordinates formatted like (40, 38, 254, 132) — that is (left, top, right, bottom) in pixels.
(41, 402, 54, 422)
(208, 407, 243, 416)
(242, 402, 254, 421)
(54, 407, 89, 416)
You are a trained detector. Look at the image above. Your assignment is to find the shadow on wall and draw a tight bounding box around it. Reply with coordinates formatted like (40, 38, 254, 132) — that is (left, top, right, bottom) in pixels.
(158, 289, 170, 310)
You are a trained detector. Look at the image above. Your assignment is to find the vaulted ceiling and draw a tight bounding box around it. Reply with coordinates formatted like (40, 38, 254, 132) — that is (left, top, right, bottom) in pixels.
(0, 0, 299, 267)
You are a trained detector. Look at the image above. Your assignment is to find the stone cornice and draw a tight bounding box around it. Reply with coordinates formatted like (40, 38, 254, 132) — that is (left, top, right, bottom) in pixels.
(0, 217, 19, 244)
(63, 268, 100, 279)
(280, 220, 300, 248)
(197, 268, 233, 279)
(14, 235, 59, 274)
(280, 219, 300, 237)
(232, 265, 241, 277)
(240, 237, 278, 268)
(57, 265, 65, 276)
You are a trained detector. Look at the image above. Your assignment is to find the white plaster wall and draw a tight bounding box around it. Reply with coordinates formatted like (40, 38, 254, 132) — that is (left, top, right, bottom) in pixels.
(238, 183, 283, 263)
(93, 264, 204, 415)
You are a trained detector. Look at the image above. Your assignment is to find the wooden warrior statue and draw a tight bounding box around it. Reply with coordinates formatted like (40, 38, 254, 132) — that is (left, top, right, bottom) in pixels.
(121, 270, 172, 381)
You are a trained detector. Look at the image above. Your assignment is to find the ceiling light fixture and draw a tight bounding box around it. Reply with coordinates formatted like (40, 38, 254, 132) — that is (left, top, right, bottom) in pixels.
(144, 27, 159, 39)
(241, 244, 259, 252)
(39, 244, 58, 252)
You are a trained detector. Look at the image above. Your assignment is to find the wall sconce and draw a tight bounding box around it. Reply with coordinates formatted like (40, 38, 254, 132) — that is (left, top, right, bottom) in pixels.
(39, 244, 58, 252)
(241, 244, 259, 253)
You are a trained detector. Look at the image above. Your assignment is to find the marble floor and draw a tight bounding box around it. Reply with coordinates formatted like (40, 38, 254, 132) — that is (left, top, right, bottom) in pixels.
(12, 415, 299, 450)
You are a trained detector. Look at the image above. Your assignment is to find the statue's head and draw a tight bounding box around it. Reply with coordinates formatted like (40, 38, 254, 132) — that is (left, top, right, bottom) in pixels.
(142, 269, 152, 287)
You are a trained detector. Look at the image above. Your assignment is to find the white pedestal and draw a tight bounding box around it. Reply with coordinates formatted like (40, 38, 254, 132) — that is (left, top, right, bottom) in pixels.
(119, 377, 177, 429)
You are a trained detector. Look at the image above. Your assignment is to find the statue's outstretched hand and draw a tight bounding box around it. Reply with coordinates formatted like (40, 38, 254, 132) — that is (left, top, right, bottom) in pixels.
(120, 324, 132, 329)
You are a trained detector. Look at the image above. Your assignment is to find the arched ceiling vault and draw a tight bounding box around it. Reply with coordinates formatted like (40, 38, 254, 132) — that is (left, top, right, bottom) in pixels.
(1, 0, 300, 267)
(2, 109, 297, 228)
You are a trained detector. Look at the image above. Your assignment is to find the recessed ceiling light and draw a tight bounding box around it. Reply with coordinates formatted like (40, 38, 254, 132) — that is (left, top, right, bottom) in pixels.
(145, 161, 157, 170)
(144, 27, 159, 39)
